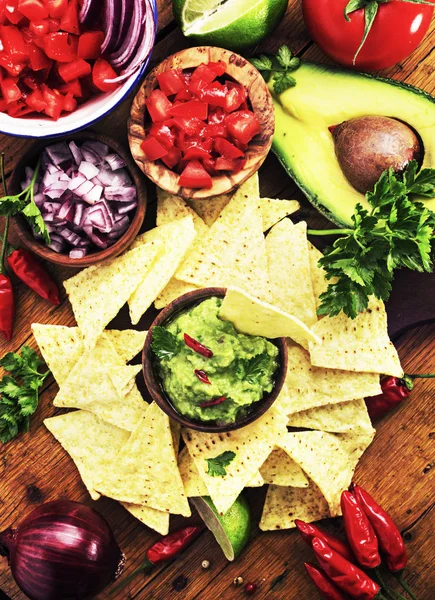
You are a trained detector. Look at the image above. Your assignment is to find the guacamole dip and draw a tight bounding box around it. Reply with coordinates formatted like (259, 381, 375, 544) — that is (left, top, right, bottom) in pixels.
(152, 297, 279, 424)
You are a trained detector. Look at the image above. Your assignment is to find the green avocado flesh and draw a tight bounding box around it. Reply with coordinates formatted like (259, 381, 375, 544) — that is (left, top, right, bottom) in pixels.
(271, 63, 435, 226)
(156, 297, 278, 424)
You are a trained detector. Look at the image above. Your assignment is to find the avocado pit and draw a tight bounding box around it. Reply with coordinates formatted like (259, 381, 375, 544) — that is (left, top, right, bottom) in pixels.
(332, 116, 421, 194)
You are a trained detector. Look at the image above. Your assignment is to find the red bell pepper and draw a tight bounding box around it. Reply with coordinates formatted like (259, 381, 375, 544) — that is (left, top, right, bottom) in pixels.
(77, 30, 103, 59)
(43, 31, 76, 62)
(1, 77, 21, 103)
(58, 58, 91, 82)
(0, 51, 25, 75)
(1, 25, 29, 60)
(28, 43, 52, 70)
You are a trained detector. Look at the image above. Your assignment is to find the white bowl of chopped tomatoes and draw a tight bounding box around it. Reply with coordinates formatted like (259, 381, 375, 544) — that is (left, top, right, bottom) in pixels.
(129, 46, 275, 198)
(0, 0, 157, 138)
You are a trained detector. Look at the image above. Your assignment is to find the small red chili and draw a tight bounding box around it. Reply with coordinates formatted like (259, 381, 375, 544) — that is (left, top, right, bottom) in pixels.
(244, 582, 257, 595)
(365, 374, 435, 421)
(7, 248, 60, 305)
(0, 273, 14, 341)
(341, 491, 381, 569)
(199, 396, 226, 408)
(295, 520, 354, 563)
(184, 333, 213, 358)
(195, 369, 211, 384)
(305, 563, 352, 600)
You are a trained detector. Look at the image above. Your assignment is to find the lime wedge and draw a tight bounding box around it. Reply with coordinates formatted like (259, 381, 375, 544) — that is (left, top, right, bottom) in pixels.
(191, 495, 251, 561)
(172, 0, 288, 51)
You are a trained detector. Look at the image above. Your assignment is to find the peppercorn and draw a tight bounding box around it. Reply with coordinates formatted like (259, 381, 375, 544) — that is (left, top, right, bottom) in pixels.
(233, 576, 244, 586)
(244, 582, 257, 595)
(201, 560, 210, 570)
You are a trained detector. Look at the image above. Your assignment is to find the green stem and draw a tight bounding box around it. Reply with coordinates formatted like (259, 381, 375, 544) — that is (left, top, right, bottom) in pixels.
(307, 228, 353, 236)
(407, 374, 435, 379)
(374, 568, 408, 600)
(0, 153, 10, 275)
(110, 559, 153, 595)
(396, 573, 419, 600)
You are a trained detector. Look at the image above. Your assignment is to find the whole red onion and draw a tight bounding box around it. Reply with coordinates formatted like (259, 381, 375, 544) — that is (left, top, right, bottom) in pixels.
(0, 500, 125, 600)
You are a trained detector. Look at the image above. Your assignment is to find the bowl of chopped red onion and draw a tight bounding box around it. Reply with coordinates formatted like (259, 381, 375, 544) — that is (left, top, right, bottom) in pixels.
(10, 131, 147, 266)
(0, 0, 157, 138)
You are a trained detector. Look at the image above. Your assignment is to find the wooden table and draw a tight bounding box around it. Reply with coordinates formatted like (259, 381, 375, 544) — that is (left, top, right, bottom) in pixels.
(0, 2, 434, 599)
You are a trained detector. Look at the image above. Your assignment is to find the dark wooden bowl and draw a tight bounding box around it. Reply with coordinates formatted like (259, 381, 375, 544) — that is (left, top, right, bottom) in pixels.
(142, 287, 288, 433)
(10, 131, 147, 268)
(129, 46, 275, 200)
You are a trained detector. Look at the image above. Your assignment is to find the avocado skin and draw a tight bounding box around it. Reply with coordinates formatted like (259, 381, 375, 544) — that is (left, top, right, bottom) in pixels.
(270, 63, 435, 227)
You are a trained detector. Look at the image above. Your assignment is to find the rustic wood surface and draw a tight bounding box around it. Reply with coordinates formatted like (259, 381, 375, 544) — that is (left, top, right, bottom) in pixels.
(0, 1, 434, 599)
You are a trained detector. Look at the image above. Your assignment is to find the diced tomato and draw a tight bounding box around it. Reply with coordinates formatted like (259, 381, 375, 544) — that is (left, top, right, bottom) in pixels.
(1, 76, 21, 102)
(157, 68, 184, 96)
(41, 84, 63, 119)
(59, 77, 81, 96)
(224, 83, 247, 113)
(202, 158, 218, 176)
(26, 87, 45, 111)
(0, 98, 9, 112)
(47, 17, 60, 31)
(29, 19, 50, 37)
(226, 110, 261, 145)
(204, 122, 228, 138)
(141, 135, 168, 161)
(208, 106, 225, 123)
(179, 160, 212, 189)
(60, 0, 79, 34)
(28, 43, 52, 70)
(62, 90, 76, 111)
(188, 76, 207, 98)
(183, 147, 212, 161)
(150, 121, 175, 150)
(4, 1, 24, 24)
(184, 137, 213, 153)
(174, 87, 192, 102)
(215, 156, 246, 172)
(17, 0, 48, 20)
(45, 0, 67, 18)
(92, 58, 118, 92)
(207, 61, 227, 77)
(145, 88, 172, 122)
(171, 116, 203, 136)
(58, 58, 90, 82)
(77, 30, 103, 59)
(0, 52, 25, 75)
(1, 25, 29, 60)
(43, 31, 76, 61)
(169, 99, 208, 120)
(161, 146, 182, 169)
(199, 81, 227, 108)
(7, 99, 33, 115)
(190, 63, 218, 86)
(214, 137, 244, 159)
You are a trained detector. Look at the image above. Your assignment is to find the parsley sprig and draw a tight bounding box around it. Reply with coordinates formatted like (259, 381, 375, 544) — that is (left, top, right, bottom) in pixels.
(308, 161, 435, 319)
(236, 354, 274, 385)
(251, 45, 301, 95)
(0, 346, 50, 443)
(205, 451, 236, 477)
(151, 326, 180, 360)
(0, 158, 50, 244)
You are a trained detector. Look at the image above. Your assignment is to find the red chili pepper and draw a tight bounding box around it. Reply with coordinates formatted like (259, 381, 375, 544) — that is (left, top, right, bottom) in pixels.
(295, 520, 354, 563)
(184, 333, 213, 358)
(365, 374, 435, 421)
(146, 526, 202, 565)
(305, 563, 353, 600)
(0, 274, 14, 341)
(312, 538, 382, 600)
(194, 369, 211, 384)
(352, 485, 407, 573)
(199, 396, 226, 408)
(7, 248, 60, 305)
(341, 491, 381, 569)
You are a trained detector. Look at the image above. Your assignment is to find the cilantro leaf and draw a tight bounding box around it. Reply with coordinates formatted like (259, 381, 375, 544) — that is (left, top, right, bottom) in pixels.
(273, 72, 297, 95)
(151, 326, 180, 360)
(236, 354, 273, 385)
(251, 45, 300, 96)
(205, 451, 236, 477)
(276, 45, 293, 68)
(0, 194, 27, 216)
(250, 54, 273, 72)
(22, 200, 50, 245)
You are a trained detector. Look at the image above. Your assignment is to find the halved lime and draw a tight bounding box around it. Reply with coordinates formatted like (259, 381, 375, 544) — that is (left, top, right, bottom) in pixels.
(191, 495, 251, 560)
(172, 0, 288, 51)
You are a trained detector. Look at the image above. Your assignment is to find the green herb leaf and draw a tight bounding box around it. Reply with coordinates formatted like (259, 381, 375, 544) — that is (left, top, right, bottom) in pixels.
(0, 194, 27, 217)
(22, 200, 50, 245)
(250, 54, 273, 72)
(273, 72, 297, 95)
(151, 326, 180, 360)
(276, 45, 293, 69)
(251, 45, 300, 95)
(237, 354, 272, 385)
(205, 451, 236, 477)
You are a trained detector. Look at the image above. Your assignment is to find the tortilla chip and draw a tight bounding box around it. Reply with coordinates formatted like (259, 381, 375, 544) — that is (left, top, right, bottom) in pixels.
(260, 448, 309, 487)
(182, 406, 288, 515)
(32, 324, 84, 385)
(155, 279, 199, 309)
(261, 198, 300, 232)
(176, 175, 270, 302)
(260, 480, 330, 531)
(276, 341, 382, 415)
(64, 241, 161, 349)
(128, 217, 197, 324)
(307, 243, 331, 311)
(248, 471, 265, 488)
(157, 189, 209, 236)
(103, 329, 147, 364)
(53, 336, 147, 431)
(44, 410, 130, 501)
(107, 364, 142, 397)
(279, 430, 375, 516)
(309, 297, 403, 377)
(219, 287, 320, 348)
(187, 194, 232, 227)
(266, 220, 317, 334)
(287, 399, 374, 434)
(121, 503, 170, 535)
(95, 402, 190, 516)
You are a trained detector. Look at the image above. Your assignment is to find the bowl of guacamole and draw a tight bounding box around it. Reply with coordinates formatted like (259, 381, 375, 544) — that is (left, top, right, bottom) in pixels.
(143, 288, 288, 432)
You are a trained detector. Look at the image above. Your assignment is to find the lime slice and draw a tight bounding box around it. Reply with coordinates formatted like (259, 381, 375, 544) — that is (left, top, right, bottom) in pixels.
(172, 0, 288, 51)
(191, 495, 251, 561)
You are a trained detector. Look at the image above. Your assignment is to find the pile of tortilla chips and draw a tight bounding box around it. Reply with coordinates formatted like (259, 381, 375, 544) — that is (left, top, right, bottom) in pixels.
(34, 173, 403, 538)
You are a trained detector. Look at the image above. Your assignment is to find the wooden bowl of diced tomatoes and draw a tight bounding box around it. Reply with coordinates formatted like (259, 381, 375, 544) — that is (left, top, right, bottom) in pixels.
(128, 46, 275, 199)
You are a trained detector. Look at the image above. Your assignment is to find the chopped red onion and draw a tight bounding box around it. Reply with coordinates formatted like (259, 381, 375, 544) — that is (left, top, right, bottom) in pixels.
(70, 248, 88, 259)
(69, 141, 83, 165)
(79, 161, 100, 180)
(105, 153, 126, 171)
(117, 200, 138, 214)
(45, 142, 73, 167)
(105, 185, 136, 202)
(75, 180, 95, 198)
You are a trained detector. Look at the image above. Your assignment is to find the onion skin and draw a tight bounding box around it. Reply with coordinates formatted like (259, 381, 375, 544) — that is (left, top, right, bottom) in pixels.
(0, 501, 125, 600)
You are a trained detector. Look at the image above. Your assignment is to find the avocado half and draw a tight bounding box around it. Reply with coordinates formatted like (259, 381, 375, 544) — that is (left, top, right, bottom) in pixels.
(270, 63, 435, 227)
